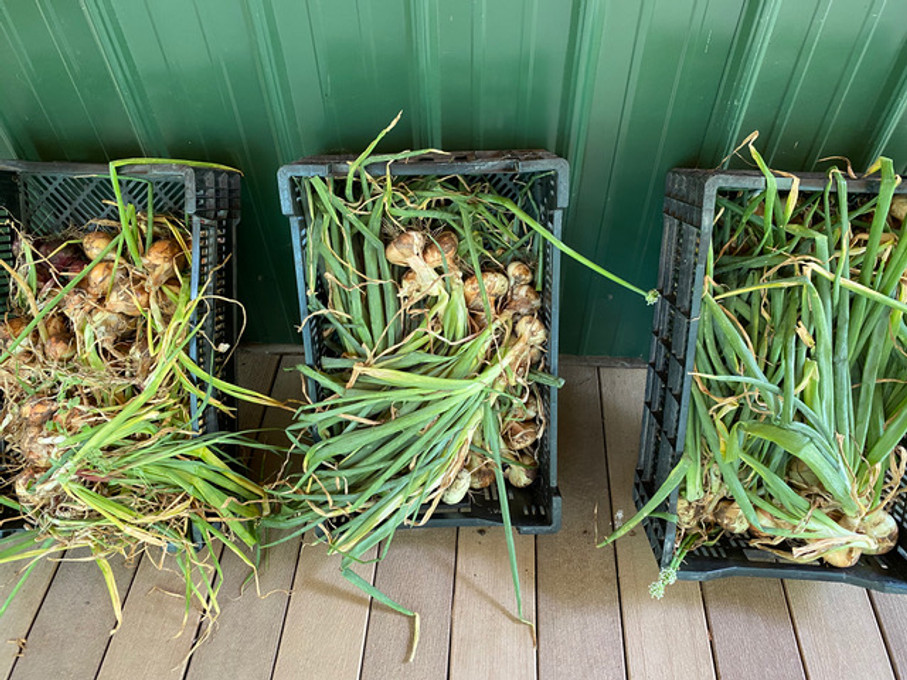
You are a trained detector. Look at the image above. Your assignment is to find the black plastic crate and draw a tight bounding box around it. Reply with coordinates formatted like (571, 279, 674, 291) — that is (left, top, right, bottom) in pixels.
(0, 160, 241, 536)
(278, 150, 568, 534)
(637, 167, 907, 592)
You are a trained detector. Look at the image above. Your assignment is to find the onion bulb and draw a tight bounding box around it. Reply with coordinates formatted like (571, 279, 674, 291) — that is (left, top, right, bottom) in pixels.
(82, 231, 115, 261)
(21, 398, 55, 426)
(44, 333, 75, 362)
(822, 546, 862, 568)
(83, 261, 115, 297)
(0, 317, 32, 342)
(441, 468, 471, 505)
(464, 271, 509, 309)
(467, 453, 495, 490)
(507, 261, 532, 286)
(714, 500, 748, 534)
(143, 239, 186, 285)
(676, 497, 697, 528)
(422, 231, 459, 269)
(506, 454, 538, 488)
(506, 284, 541, 316)
(510, 394, 539, 421)
(890, 196, 907, 223)
(106, 279, 150, 316)
(516, 316, 547, 346)
(385, 231, 426, 266)
(860, 510, 898, 555)
(505, 421, 539, 450)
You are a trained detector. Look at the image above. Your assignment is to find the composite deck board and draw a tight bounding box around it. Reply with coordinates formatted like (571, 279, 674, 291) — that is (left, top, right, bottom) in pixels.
(598, 367, 716, 680)
(95, 350, 284, 680)
(0, 557, 57, 679)
(871, 590, 907, 679)
(536, 362, 624, 680)
(95, 547, 224, 680)
(701, 578, 805, 680)
(235, 348, 282, 432)
(183, 534, 298, 680)
(270, 541, 376, 680)
(448, 527, 537, 680)
(8, 549, 136, 680)
(183, 353, 301, 680)
(785, 580, 896, 680)
(359, 528, 457, 680)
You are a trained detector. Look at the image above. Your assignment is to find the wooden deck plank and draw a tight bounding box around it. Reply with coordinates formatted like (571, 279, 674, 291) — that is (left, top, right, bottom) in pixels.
(785, 581, 895, 680)
(0, 557, 57, 678)
(183, 534, 299, 680)
(92, 346, 286, 679)
(598, 367, 716, 680)
(235, 347, 281, 432)
(359, 528, 457, 680)
(250, 355, 304, 485)
(448, 527, 536, 680)
(870, 590, 907, 679)
(183, 353, 302, 680)
(95, 547, 224, 680)
(536, 362, 624, 680)
(8, 550, 136, 680)
(702, 578, 805, 680)
(270, 541, 377, 680)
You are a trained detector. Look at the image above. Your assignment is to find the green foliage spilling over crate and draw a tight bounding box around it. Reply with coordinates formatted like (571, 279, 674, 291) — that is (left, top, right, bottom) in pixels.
(277, 150, 568, 534)
(0, 160, 241, 537)
(636, 166, 907, 593)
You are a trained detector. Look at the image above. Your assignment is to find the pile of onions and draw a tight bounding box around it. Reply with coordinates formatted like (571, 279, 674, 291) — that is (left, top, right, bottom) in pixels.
(382, 228, 546, 503)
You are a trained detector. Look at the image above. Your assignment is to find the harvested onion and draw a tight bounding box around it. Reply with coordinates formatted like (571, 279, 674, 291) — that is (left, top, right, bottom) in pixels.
(143, 239, 185, 285)
(82, 231, 115, 261)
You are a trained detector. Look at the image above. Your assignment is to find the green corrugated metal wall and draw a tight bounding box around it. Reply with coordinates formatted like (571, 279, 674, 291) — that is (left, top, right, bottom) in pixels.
(1, 0, 906, 356)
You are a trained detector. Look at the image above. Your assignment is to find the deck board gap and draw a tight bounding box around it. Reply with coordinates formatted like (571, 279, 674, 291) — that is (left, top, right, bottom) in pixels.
(92, 552, 146, 679)
(266, 538, 304, 680)
(4, 559, 62, 680)
(868, 590, 902, 680)
(700, 583, 721, 680)
(445, 528, 460, 680)
(596, 367, 630, 680)
(780, 581, 810, 677)
(181, 349, 283, 680)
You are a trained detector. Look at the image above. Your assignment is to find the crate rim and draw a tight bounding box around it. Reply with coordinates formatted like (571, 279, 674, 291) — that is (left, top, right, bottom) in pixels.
(277, 149, 570, 218)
